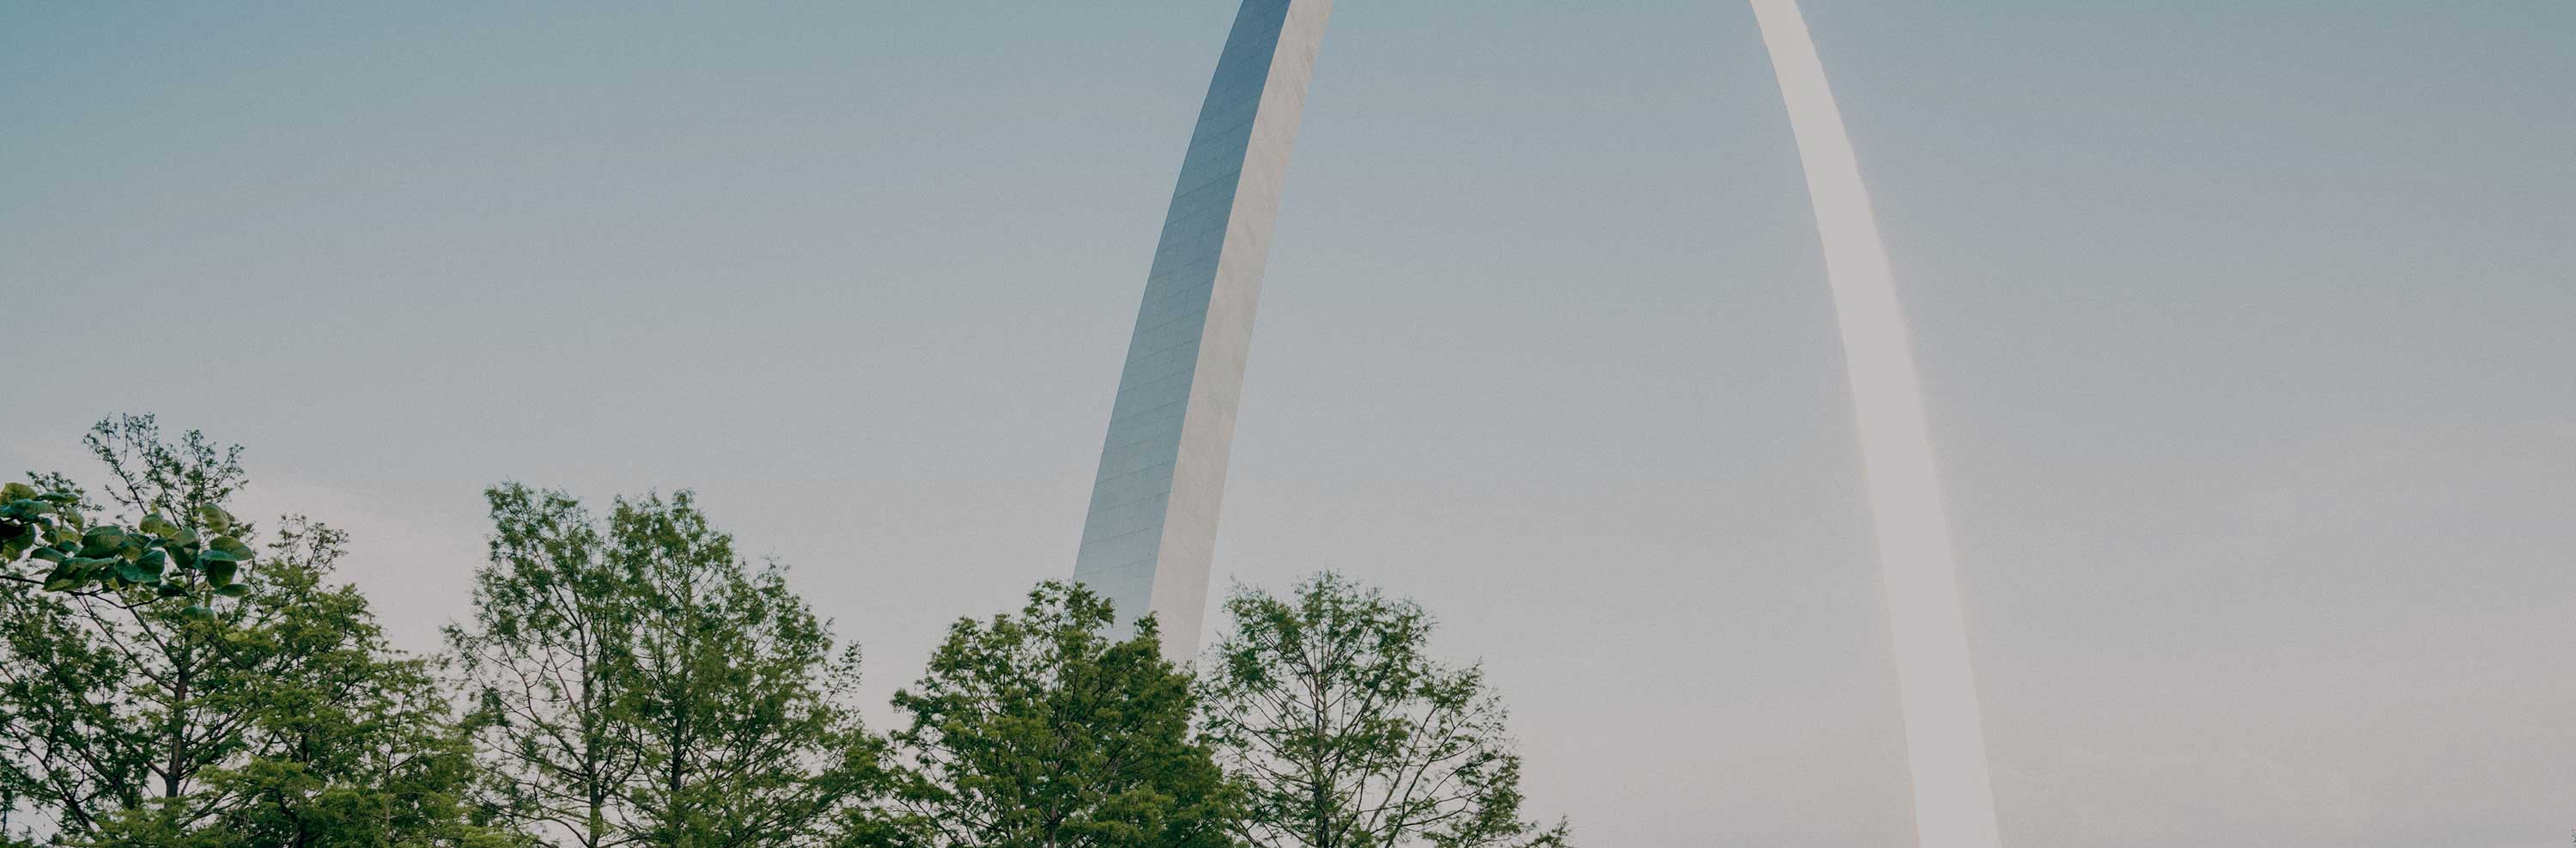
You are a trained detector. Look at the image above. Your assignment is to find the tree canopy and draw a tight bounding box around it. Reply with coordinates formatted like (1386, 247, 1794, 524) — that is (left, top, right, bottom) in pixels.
(0, 416, 500, 847)
(2, 416, 258, 615)
(446, 485, 886, 848)
(5, 419, 1577, 847)
(1199, 572, 1569, 848)
(884, 583, 1241, 848)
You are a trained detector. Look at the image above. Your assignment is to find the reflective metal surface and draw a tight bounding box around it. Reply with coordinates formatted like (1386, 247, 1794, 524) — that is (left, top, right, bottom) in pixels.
(1073, 0, 1334, 660)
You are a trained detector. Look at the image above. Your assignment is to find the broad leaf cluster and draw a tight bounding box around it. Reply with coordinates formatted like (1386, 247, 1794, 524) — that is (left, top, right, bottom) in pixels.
(2, 481, 254, 616)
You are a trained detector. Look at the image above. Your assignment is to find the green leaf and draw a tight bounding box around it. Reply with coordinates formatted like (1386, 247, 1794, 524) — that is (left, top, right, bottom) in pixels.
(181, 605, 214, 622)
(133, 551, 167, 581)
(78, 526, 126, 558)
(115, 562, 156, 584)
(196, 504, 235, 533)
(206, 559, 239, 588)
(214, 583, 250, 599)
(157, 583, 190, 598)
(30, 546, 67, 564)
(139, 513, 179, 539)
(0, 482, 33, 502)
(210, 534, 253, 559)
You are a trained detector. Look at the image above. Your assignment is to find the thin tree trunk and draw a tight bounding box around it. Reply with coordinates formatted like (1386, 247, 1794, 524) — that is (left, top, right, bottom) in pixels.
(163, 662, 190, 799)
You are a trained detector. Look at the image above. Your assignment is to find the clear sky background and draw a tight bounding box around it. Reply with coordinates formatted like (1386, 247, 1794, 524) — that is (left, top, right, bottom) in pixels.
(5, 2, 2572, 845)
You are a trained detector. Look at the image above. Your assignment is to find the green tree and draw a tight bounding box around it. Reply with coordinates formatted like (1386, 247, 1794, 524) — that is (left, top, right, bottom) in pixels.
(448, 486, 885, 848)
(96, 522, 525, 848)
(608, 492, 888, 848)
(883, 582, 1239, 848)
(0, 416, 495, 846)
(447, 485, 640, 848)
(1199, 573, 1569, 848)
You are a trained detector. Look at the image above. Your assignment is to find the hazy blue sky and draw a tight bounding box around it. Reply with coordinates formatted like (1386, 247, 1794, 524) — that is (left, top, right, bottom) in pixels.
(5, 3, 2572, 845)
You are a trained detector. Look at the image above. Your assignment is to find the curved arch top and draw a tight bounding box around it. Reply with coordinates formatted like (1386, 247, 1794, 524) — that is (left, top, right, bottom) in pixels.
(1072, 0, 1333, 659)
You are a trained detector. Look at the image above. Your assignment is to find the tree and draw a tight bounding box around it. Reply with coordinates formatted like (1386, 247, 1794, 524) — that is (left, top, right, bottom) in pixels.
(1199, 573, 1569, 848)
(447, 485, 640, 848)
(883, 582, 1239, 848)
(0, 415, 495, 846)
(448, 485, 885, 848)
(607, 492, 887, 848)
(95, 522, 524, 848)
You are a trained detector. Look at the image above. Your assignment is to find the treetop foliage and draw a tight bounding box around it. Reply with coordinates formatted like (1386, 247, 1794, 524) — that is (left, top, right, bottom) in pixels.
(3, 416, 258, 616)
(884, 583, 1242, 848)
(447, 484, 884, 848)
(1, 415, 502, 847)
(1200, 572, 1570, 848)
(6, 418, 1573, 848)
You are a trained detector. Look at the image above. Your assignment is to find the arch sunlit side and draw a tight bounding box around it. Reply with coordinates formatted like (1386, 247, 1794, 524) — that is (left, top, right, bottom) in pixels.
(1750, 1, 2006, 845)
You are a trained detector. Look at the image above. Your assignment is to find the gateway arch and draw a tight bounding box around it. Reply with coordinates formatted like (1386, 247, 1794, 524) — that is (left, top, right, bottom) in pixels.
(1070, 0, 1330, 655)
(1066, 2, 2002, 845)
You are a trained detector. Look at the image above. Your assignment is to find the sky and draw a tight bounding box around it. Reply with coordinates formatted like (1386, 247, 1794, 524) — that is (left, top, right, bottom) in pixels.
(4, 2, 2573, 845)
